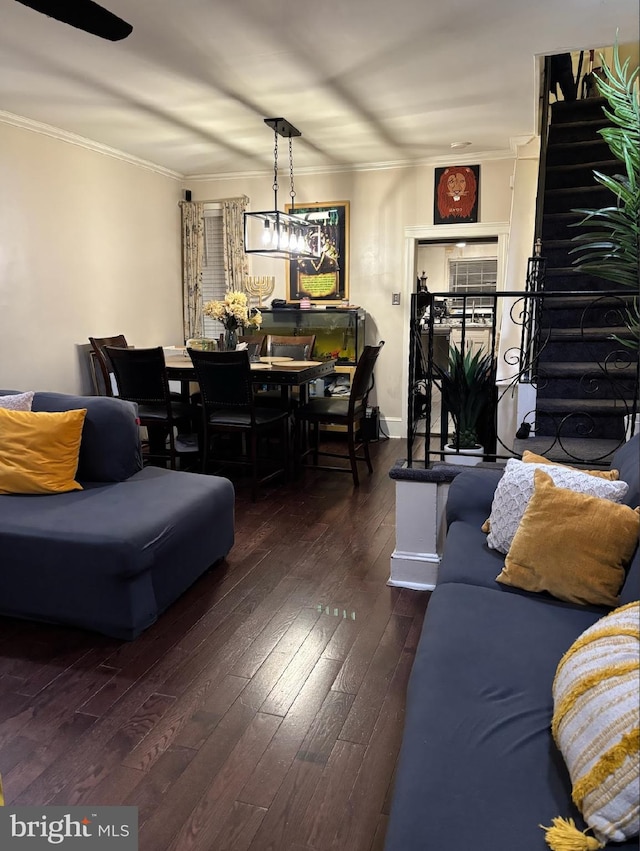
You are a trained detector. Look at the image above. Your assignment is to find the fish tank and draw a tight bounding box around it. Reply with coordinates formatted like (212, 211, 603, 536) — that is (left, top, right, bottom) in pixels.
(258, 308, 366, 365)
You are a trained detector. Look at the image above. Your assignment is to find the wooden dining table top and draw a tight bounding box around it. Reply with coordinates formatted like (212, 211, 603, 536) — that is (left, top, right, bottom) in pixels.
(165, 354, 336, 386)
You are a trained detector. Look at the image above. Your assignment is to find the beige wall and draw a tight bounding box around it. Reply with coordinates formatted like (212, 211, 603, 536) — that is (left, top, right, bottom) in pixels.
(189, 156, 516, 431)
(0, 122, 183, 394)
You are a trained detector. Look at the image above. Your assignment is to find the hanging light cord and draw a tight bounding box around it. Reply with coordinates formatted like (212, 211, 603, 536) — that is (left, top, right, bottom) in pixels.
(289, 136, 298, 212)
(272, 128, 279, 211)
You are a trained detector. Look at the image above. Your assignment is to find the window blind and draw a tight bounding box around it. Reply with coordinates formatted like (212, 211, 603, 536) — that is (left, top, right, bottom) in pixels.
(448, 258, 497, 309)
(201, 206, 225, 340)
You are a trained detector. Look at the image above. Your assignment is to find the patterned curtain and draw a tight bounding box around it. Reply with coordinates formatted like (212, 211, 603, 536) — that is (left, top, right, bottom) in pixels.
(180, 201, 205, 340)
(222, 195, 249, 293)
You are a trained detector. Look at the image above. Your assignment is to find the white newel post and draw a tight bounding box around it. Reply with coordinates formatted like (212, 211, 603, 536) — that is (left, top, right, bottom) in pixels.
(389, 464, 454, 591)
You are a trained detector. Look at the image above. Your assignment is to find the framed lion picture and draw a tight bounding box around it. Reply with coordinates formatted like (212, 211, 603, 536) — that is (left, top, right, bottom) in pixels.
(434, 165, 480, 225)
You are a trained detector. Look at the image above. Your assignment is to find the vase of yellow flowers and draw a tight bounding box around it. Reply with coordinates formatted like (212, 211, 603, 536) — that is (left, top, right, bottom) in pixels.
(202, 290, 262, 351)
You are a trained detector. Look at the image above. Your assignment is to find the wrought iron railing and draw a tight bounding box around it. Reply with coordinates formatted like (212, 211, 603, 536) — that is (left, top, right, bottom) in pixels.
(407, 289, 639, 468)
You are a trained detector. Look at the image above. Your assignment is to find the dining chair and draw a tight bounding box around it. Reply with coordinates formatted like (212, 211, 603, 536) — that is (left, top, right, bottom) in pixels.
(105, 346, 198, 470)
(239, 333, 267, 359)
(265, 334, 316, 360)
(295, 341, 385, 486)
(89, 334, 128, 396)
(258, 334, 318, 410)
(187, 348, 290, 500)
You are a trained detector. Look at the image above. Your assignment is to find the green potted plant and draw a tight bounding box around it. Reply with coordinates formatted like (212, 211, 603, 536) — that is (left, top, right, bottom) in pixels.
(570, 42, 640, 351)
(432, 343, 495, 465)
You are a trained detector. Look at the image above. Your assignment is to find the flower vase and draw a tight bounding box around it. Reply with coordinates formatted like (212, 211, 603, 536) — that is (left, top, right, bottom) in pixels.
(223, 328, 238, 351)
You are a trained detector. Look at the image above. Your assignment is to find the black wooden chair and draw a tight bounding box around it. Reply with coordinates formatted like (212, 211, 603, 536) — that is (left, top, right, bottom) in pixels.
(265, 334, 316, 360)
(105, 346, 198, 470)
(89, 334, 128, 396)
(295, 341, 385, 486)
(188, 348, 290, 500)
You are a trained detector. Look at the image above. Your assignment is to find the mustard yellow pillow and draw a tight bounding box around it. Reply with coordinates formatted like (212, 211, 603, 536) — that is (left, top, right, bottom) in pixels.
(0, 407, 87, 494)
(496, 469, 639, 606)
(521, 449, 619, 480)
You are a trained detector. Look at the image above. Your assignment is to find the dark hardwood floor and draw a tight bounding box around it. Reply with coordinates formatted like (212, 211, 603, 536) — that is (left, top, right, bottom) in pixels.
(0, 436, 430, 851)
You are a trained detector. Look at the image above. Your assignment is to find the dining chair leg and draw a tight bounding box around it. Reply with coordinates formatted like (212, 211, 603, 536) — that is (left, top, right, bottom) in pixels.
(250, 429, 259, 502)
(200, 421, 210, 473)
(363, 433, 373, 474)
(312, 421, 319, 466)
(347, 422, 360, 487)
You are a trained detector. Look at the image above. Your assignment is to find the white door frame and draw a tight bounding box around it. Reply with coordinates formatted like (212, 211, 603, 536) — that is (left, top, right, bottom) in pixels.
(400, 221, 510, 439)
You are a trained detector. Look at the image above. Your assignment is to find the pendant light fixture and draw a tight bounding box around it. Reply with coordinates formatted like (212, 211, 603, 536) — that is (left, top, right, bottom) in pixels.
(244, 118, 321, 260)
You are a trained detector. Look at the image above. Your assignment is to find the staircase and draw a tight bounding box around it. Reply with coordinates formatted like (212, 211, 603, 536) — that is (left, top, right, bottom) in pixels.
(527, 96, 638, 463)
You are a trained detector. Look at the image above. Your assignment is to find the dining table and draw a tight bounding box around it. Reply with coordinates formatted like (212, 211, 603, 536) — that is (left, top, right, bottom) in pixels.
(164, 352, 337, 408)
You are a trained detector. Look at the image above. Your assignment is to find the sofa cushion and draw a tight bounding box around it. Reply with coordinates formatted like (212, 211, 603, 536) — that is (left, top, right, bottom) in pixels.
(549, 602, 639, 846)
(0, 407, 86, 494)
(384, 582, 622, 851)
(497, 470, 640, 607)
(486, 459, 628, 554)
(0, 390, 34, 411)
(32, 392, 142, 482)
(0, 466, 235, 638)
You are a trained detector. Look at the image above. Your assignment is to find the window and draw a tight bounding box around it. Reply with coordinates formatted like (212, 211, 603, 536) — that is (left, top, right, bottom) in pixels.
(448, 258, 497, 311)
(201, 205, 225, 340)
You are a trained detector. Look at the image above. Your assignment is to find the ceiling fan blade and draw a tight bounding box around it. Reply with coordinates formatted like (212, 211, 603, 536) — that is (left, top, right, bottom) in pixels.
(14, 0, 133, 41)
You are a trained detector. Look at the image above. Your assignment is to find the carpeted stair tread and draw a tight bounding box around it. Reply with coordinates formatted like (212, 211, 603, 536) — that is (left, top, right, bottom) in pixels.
(545, 160, 621, 191)
(537, 361, 638, 378)
(550, 97, 608, 121)
(535, 398, 634, 414)
(547, 159, 620, 174)
(512, 436, 621, 466)
(548, 120, 610, 145)
(544, 325, 630, 340)
(539, 293, 636, 308)
(546, 140, 613, 167)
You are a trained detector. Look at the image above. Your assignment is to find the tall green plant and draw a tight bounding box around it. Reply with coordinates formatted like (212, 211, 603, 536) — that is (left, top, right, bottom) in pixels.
(432, 344, 495, 449)
(570, 42, 640, 350)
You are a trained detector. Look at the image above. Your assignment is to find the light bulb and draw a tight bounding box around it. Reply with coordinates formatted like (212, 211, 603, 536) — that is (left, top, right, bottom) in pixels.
(262, 220, 271, 246)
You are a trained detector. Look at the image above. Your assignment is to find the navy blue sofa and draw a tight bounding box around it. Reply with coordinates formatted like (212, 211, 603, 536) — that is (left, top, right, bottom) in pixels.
(0, 391, 235, 640)
(385, 436, 639, 851)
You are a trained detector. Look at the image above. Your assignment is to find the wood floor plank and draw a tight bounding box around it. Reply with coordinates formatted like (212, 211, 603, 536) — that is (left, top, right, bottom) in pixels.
(247, 689, 355, 851)
(331, 641, 418, 851)
(165, 712, 281, 851)
(210, 801, 267, 851)
(238, 657, 342, 809)
(338, 613, 412, 745)
(299, 738, 366, 850)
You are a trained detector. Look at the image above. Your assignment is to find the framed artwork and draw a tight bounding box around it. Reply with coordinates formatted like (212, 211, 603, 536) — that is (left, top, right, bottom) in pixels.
(434, 165, 480, 225)
(285, 201, 349, 303)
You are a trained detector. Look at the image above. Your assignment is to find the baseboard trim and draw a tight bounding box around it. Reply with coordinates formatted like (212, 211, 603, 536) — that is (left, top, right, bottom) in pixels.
(388, 550, 439, 591)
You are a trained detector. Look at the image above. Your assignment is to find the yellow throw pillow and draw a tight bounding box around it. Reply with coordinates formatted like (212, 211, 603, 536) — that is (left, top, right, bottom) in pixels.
(496, 470, 639, 606)
(521, 450, 619, 481)
(542, 602, 639, 849)
(0, 407, 87, 495)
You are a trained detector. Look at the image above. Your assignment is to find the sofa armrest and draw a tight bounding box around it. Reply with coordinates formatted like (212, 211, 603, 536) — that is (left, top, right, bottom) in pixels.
(445, 468, 504, 527)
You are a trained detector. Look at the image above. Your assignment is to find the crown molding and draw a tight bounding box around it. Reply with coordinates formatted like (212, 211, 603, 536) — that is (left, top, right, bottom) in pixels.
(0, 111, 183, 180)
(184, 148, 516, 182)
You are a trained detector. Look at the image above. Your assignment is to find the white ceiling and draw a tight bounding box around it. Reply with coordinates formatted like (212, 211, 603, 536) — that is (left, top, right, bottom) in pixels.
(1, 0, 638, 178)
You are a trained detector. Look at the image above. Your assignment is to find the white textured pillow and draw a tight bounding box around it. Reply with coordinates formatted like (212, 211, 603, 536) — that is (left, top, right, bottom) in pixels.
(549, 601, 639, 846)
(486, 459, 628, 554)
(0, 391, 34, 411)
